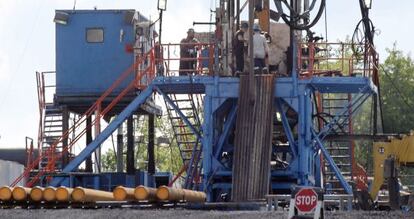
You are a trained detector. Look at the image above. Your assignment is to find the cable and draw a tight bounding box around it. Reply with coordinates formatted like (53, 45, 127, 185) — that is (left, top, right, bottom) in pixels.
(274, 0, 325, 30)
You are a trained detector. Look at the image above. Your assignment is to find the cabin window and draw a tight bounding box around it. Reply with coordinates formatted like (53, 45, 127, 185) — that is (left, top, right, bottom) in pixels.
(86, 28, 104, 43)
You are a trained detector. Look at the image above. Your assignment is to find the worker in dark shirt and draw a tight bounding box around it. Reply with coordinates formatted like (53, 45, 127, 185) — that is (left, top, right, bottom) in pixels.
(233, 22, 248, 74)
(179, 28, 199, 76)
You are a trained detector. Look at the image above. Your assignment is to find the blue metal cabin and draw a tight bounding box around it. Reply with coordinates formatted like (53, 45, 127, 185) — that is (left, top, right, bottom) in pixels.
(54, 9, 157, 114)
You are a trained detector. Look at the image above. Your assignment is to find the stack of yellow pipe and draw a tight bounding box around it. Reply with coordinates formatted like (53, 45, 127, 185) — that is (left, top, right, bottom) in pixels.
(113, 186, 135, 201)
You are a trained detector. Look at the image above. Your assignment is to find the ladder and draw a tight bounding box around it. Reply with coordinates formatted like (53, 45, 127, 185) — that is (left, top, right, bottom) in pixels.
(40, 104, 64, 173)
(164, 94, 203, 189)
(319, 93, 354, 193)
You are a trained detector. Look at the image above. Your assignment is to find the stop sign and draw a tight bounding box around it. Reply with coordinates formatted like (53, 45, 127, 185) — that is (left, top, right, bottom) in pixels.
(294, 188, 318, 212)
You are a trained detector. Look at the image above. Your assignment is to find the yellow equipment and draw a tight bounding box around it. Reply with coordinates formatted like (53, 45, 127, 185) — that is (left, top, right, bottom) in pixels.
(371, 133, 414, 208)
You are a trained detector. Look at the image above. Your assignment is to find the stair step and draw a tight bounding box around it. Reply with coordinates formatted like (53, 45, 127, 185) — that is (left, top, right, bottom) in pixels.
(330, 154, 351, 158)
(44, 130, 63, 133)
(167, 107, 195, 111)
(170, 116, 195, 120)
(179, 141, 198, 145)
(326, 171, 351, 176)
(181, 149, 201, 153)
(172, 99, 192, 102)
(44, 119, 63, 122)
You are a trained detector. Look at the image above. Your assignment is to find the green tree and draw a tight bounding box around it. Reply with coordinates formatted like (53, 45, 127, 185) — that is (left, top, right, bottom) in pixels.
(101, 114, 183, 174)
(380, 46, 414, 133)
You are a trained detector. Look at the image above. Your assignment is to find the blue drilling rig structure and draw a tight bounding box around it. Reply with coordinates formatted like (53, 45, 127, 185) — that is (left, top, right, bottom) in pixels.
(11, 0, 381, 206)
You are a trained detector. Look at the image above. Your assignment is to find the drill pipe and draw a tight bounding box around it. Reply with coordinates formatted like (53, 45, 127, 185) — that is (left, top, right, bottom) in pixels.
(43, 187, 57, 202)
(72, 187, 115, 202)
(134, 185, 157, 201)
(113, 186, 135, 201)
(12, 186, 31, 201)
(56, 187, 73, 202)
(156, 186, 206, 202)
(0, 186, 13, 201)
(29, 186, 44, 202)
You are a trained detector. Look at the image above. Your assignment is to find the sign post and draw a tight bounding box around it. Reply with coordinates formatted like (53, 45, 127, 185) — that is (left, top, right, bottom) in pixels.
(288, 187, 324, 219)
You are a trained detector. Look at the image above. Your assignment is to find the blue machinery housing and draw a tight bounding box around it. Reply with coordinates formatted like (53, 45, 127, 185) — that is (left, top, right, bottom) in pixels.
(49, 10, 377, 201)
(51, 75, 376, 201)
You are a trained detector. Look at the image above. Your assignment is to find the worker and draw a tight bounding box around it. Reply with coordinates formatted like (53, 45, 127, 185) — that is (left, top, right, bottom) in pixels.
(179, 28, 199, 76)
(252, 23, 269, 71)
(233, 22, 248, 75)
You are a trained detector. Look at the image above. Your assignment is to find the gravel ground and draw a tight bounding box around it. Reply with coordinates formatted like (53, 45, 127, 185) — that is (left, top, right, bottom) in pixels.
(0, 209, 413, 219)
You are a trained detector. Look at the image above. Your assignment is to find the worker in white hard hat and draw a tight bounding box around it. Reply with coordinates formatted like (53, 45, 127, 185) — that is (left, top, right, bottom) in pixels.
(252, 23, 269, 71)
(179, 28, 199, 76)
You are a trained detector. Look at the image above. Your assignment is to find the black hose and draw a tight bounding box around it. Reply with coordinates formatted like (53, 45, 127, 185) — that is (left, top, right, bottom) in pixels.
(274, 0, 326, 30)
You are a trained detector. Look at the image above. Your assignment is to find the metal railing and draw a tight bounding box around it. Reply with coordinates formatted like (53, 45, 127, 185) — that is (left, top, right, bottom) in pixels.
(298, 42, 379, 81)
(157, 43, 215, 76)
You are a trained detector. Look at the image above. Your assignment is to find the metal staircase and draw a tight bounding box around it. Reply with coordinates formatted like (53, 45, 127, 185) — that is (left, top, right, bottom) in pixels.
(40, 105, 64, 172)
(164, 94, 203, 189)
(11, 48, 156, 187)
(319, 93, 354, 193)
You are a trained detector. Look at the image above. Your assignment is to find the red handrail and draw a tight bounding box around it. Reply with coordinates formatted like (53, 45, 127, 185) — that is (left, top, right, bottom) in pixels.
(11, 48, 156, 187)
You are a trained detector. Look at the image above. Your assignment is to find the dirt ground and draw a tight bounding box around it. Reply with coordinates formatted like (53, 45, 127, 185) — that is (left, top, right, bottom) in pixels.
(0, 209, 413, 219)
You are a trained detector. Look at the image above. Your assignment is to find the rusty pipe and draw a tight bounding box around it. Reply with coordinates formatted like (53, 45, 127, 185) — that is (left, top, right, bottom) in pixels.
(72, 187, 115, 202)
(0, 186, 13, 201)
(134, 185, 157, 201)
(12, 186, 31, 201)
(29, 186, 44, 202)
(56, 186, 74, 202)
(183, 189, 206, 203)
(113, 186, 135, 201)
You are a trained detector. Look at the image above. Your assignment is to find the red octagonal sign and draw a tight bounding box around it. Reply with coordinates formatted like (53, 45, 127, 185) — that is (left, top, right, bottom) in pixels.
(295, 188, 318, 212)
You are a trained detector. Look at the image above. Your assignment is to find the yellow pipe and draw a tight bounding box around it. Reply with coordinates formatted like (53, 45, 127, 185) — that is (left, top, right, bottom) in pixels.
(29, 186, 44, 202)
(183, 189, 206, 203)
(72, 187, 115, 202)
(0, 186, 13, 201)
(12, 186, 31, 201)
(156, 186, 206, 202)
(43, 186, 57, 202)
(156, 186, 185, 201)
(113, 186, 135, 201)
(134, 185, 157, 201)
(56, 187, 73, 202)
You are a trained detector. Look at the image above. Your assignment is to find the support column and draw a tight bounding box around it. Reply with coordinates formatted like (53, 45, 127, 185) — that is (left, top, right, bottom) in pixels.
(148, 114, 155, 175)
(85, 116, 93, 172)
(117, 122, 124, 172)
(61, 106, 69, 168)
(126, 115, 135, 175)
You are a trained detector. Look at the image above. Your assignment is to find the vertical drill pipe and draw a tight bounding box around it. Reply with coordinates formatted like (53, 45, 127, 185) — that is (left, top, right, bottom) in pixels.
(0, 186, 13, 201)
(116, 124, 124, 172)
(72, 187, 115, 202)
(134, 185, 157, 201)
(113, 186, 135, 201)
(56, 186, 74, 202)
